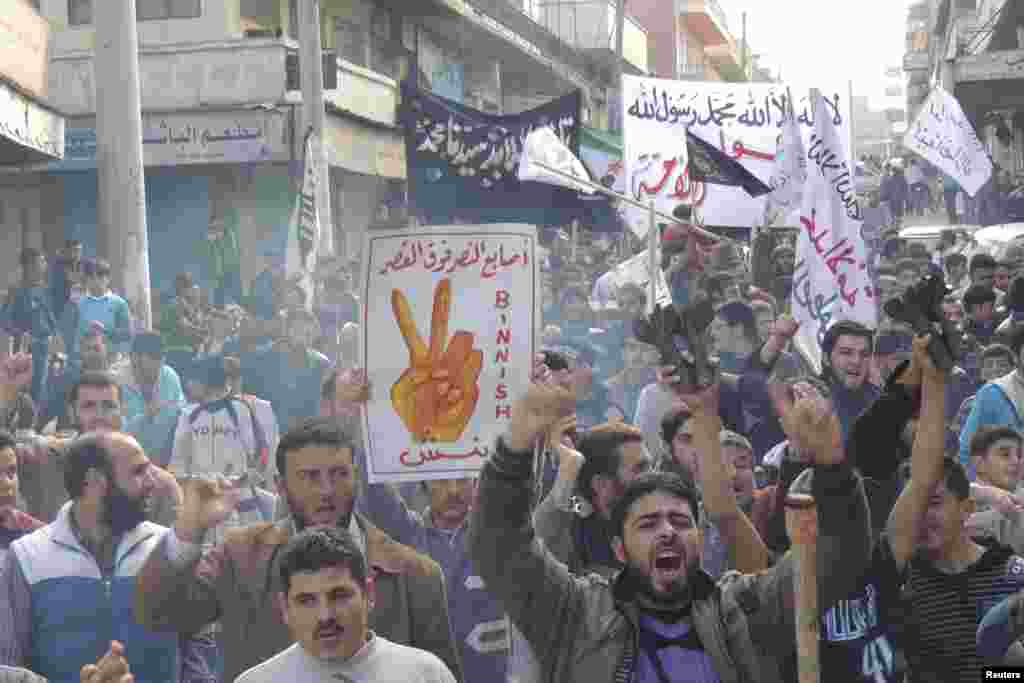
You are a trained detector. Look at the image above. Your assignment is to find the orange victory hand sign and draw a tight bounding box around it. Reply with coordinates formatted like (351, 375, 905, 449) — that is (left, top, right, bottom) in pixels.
(391, 278, 484, 443)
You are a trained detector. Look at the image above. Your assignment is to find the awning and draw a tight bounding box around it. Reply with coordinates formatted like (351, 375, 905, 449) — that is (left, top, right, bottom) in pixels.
(0, 78, 64, 165)
(323, 112, 404, 179)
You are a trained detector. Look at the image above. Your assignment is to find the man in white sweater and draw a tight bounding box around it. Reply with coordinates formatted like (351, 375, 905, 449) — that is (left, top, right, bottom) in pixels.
(234, 526, 456, 683)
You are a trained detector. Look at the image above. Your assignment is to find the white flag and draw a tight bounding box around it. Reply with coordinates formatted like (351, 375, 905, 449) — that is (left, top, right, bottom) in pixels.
(623, 131, 690, 239)
(769, 97, 807, 211)
(518, 126, 594, 194)
(286, 132, 320, 311)
(792, 90, 877, 373)
(903, 85, 992, 197)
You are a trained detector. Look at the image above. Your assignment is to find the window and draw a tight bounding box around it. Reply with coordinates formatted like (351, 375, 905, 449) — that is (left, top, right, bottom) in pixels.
(69, 0, 199, 24)
(676, 30, 689, 78)
(370, 6, 398, 78)
(335, 0, 371, 67)
(288, 0, 299, 39)
(68, 0, 92, 26)
(334, 0, 405, 79)
(137, 0, 201, 20)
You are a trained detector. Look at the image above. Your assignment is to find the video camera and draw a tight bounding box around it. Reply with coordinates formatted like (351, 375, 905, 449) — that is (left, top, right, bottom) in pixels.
(882, 272, 962, 371)
(633, 296, 718, 390)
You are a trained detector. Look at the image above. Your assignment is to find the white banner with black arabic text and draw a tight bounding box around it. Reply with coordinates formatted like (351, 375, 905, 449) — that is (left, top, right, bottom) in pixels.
(622, 75, 852, 234)
(903, 85, 992, 197)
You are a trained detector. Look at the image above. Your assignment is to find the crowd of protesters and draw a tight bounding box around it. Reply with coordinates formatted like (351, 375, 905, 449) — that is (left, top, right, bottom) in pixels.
(5, 204, 1024, 683)
(876, 156, 1024, 226)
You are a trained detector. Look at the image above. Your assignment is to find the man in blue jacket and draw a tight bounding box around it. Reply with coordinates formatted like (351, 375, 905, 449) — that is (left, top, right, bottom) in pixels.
(0, 431, 182, 683)
(960, 325, 1024, 464)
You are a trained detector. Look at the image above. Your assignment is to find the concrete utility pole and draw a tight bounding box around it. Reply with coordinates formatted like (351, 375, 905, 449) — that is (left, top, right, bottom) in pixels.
(94, 0, 152, 329)
(741, 12, 747, 79)
(612, 0, 625, 132)
(299, 0, 334, 260)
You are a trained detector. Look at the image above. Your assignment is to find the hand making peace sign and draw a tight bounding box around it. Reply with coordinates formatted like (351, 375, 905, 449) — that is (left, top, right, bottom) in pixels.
(390, 278, 484, 443)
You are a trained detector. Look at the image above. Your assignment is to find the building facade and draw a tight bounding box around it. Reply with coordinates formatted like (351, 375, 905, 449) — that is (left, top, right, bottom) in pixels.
(0, 0, 66, 291)
(627, 0, 750, 82)
(0, 0, 636, 302)
(907, 0, 1024, 173)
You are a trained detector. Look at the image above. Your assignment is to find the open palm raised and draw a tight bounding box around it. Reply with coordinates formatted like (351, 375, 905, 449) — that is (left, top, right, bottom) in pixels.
(390, 278, 483, 443)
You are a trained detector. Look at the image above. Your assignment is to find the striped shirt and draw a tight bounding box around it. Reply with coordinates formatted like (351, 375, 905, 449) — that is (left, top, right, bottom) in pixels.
(901, 539, 1024, 683)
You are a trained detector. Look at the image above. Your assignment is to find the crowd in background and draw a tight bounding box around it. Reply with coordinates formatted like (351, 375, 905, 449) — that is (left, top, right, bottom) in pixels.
(5, 183, 1024, 683)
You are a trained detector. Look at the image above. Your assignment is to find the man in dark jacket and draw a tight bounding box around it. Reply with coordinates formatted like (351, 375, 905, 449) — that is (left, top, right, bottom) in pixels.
(133, 417, 462, 683)
(469, 370, 871, 683)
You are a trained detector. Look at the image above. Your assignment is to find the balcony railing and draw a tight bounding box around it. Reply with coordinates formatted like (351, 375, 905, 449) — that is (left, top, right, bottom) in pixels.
(682, 0, 732, 47)
(535, 0, 647, 71)
(47, 38, 293, 116)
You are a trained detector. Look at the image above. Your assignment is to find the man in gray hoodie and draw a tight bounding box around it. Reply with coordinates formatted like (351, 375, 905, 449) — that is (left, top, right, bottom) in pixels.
(469, 373, 872, 683)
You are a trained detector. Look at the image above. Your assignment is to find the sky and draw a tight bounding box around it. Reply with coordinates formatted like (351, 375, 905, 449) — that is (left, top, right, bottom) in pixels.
(720, 0, 915, 110)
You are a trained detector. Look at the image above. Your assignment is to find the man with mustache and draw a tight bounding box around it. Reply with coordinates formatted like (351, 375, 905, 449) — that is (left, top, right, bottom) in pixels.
(236, 526, 455, 683)
(134, 416, 462, 683)
(20, 372, 181, 525)
(470, 369, 871, 682)
(0, 431, 181, 682)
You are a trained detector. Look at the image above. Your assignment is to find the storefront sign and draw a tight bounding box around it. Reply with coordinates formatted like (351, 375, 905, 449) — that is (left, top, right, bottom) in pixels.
(48, 109, 289, 170)
(0, 80, 63, 160)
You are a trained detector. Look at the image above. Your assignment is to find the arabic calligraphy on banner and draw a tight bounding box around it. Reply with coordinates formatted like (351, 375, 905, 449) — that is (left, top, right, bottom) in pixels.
(903, 85, 993, 197)
(622, 75, 851, 231)
(792, 91, 877, 372)
(360, 224, 538, 483)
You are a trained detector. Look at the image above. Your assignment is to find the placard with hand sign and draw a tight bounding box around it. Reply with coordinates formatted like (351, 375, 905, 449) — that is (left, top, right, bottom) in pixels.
(359, 224, 539, 483)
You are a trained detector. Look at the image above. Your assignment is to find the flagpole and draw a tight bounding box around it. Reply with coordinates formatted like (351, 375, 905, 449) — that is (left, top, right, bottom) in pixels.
(571, 218, 580, 263)
(648, 200, 657, 315)
(529, 159, 739, 244)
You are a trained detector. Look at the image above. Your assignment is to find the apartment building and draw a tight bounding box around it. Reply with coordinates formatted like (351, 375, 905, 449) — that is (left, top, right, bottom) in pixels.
(627, 0, 748, 82)
(906, 0, 1024, 172)
(0, 0, 66, 286)
(0, 0, 626, 298)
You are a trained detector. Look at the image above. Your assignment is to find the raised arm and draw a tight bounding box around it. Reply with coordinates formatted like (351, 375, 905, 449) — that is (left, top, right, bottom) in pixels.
(731, 378, 872, 643)
(684, 384, 770, 573)
(134, 477, 243, 634)
(847, 360, 918, 482)
(887, 335, 947, 571)
(533, 416, 586, 571)
(468, 376, 581, 672)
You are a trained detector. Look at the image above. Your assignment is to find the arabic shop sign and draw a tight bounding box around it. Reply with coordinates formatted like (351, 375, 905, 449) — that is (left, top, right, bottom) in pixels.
(56, 111, 288, 168)
(0, 80, 63, 160)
